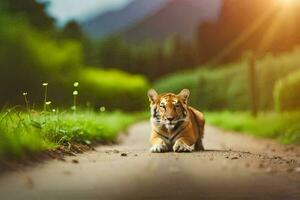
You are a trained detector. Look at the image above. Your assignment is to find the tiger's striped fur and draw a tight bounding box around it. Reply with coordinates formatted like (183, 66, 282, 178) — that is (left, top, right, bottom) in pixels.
(148, 89, 205, 153)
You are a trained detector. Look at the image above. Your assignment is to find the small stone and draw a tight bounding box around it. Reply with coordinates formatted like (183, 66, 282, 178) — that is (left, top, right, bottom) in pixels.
(121, 153, 127, 157)
(72, 159, 79, 164)
(231, 157, 238, 160)
(134, 154, 138, 157)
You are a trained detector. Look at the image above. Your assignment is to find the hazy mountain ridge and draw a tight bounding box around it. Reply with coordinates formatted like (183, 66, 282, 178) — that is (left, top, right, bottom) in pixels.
(121, 0, 222, 42)
(82, 0, 222, 41)
(82, 0, 169, 38)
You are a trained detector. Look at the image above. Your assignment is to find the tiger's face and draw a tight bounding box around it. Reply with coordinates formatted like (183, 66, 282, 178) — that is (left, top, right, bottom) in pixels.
(148, 89, 190, 130)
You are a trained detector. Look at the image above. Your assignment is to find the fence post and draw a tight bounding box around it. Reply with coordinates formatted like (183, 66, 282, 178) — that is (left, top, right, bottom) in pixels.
(249, 55, 258, 117)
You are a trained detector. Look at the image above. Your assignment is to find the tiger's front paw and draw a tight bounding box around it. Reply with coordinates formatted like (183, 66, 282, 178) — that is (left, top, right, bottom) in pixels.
(173, 140, 194, 152)
(150, 143, 168, 153)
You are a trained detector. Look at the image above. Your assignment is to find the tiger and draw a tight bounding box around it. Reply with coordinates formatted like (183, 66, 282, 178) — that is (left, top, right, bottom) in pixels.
(147, 88, 205, 153)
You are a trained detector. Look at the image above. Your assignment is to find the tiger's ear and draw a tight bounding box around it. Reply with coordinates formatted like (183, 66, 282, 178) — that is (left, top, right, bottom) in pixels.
(178, 89, 190, 103)
(147, 89, 158, 103)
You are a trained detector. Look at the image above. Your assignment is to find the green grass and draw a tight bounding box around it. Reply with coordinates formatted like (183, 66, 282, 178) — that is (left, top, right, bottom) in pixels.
(0, 109, 138, 161)
(205, 111, 300, 144)
(154, 47, 300, 111)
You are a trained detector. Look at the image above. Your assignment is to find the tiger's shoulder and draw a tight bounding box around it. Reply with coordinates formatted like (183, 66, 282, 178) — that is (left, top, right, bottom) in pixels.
(188, 106, 205, 125)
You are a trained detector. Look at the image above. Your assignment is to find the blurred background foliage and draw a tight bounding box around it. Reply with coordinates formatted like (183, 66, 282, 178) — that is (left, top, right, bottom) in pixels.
(0, 0, 149, 111)
(155, 48, 300, 112)
(0, 0, 299, 149)
(0, 0, 300, 113)
(274, 69, 300, 112)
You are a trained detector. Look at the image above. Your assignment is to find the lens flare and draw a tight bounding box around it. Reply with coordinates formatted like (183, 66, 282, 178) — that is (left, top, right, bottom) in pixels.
(278, 0, 297, 6)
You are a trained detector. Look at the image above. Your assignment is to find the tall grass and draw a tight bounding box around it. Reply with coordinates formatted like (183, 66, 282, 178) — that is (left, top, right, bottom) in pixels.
(0, 109, 137, 160)
(0, 81, 142, 161)
(206, 111, 300, 144)
(155, 47, 300, 111)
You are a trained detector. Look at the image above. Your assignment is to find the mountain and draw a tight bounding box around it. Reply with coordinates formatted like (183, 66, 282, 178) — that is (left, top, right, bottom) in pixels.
(82, 0, 169, 38)
(122, 0, 222, 42)
(82, 0, 222, 42)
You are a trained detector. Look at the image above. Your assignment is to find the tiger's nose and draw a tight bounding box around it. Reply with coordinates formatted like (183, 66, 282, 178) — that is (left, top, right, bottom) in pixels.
(167, 117, 174, 121)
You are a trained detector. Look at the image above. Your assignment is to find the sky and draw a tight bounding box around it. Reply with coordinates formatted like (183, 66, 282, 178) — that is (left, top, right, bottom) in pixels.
(39, 0, 132, 25)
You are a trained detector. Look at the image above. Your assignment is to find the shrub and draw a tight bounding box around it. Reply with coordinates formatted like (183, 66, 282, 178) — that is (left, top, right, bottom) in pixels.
(205, 111, 300, 144)
(0, 13, 150, 111)
(0, 14, 82, 105)
(79, 68, 149, 111)
(0, 110, 138, 160)
(274, 69, 300, 112)
(257, 49, 300, 109)
(155, 65, 249, 110)
(155, 47, 300, 111)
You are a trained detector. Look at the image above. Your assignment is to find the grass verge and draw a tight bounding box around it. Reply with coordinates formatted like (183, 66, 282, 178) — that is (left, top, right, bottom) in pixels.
(205, 111, 300, 144)
(0, 109, 139, 161)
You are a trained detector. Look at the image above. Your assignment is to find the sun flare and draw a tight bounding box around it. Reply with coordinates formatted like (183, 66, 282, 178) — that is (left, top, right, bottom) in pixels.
(278, 0, 297, 6)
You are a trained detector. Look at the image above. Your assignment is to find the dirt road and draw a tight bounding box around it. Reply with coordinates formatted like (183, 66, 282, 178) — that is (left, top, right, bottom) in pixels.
(0, 121, 299, 200)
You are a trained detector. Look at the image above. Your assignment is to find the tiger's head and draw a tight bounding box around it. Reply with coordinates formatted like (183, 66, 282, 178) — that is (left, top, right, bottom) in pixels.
(147, 89, 190, 130)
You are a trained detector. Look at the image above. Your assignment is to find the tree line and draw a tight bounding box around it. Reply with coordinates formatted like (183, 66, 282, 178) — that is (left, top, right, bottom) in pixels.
(82, 0, 300, 80)
(2, 0, 300, 81)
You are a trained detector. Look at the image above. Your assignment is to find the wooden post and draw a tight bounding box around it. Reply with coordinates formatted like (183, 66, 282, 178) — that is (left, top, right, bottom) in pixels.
(249, 55, 258, 117)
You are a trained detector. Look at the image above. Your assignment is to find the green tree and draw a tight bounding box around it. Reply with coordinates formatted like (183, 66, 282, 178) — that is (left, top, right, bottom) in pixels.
(62, 20, 84, 41)
(2, 0, 55, 30)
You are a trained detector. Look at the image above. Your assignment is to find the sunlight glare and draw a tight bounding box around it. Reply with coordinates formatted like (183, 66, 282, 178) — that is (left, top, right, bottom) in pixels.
(278, 0, 297, 6)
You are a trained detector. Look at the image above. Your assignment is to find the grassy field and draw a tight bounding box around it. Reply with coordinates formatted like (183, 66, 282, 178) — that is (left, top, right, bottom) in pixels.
(0, 109, 140, 161)
(205, 111, 300, 144)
